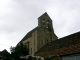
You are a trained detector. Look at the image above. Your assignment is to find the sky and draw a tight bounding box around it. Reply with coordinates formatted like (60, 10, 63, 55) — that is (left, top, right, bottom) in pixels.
(0, 0, 80, 52)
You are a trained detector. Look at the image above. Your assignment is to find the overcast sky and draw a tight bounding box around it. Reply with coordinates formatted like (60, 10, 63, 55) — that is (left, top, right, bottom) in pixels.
(0, 0, 80, 52)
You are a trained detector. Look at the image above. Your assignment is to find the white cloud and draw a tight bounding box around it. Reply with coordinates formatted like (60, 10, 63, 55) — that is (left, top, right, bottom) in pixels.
(0, 0, 80, 52)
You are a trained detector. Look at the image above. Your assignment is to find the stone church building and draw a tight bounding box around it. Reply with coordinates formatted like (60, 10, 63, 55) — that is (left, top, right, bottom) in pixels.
(18, 12, 58, 56)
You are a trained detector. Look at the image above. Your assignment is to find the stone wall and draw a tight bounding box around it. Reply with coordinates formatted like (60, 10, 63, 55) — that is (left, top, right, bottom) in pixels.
(32, 30, 38, 56)
(22, 37, 32, 55)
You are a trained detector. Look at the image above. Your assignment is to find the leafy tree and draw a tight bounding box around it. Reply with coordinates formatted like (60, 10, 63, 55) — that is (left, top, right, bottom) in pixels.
(10, 43, 29, 60)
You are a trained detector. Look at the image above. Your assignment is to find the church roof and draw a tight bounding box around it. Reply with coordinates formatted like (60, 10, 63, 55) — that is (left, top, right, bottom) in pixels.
(38, 12, 52, 20)
(20, 27, 38, 42)
(35, 31, 80, 56)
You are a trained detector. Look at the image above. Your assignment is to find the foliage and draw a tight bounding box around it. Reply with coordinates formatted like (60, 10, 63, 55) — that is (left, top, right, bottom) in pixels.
(45, 55, 52, 60)
(44, 55, 60, 60)
(10, 43, 29, 60)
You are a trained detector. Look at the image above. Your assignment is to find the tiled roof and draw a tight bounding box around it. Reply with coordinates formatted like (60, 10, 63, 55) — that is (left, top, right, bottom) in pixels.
(35, 31, 80, 56)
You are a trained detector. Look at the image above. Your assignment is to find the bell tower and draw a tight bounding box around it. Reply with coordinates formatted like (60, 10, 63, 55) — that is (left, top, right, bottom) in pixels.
(37, 12, 58, 50)
(38, 12, 53, 30)
(38, 12, 57, 40)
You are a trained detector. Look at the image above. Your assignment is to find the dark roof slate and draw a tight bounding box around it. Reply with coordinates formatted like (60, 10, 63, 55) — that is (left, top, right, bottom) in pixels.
(35, 31, 80, 56)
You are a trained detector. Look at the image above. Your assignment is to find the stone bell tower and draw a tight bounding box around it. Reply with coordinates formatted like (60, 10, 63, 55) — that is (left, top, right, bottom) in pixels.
(38, 12, 53, 28)
(37, 12, 58, 50)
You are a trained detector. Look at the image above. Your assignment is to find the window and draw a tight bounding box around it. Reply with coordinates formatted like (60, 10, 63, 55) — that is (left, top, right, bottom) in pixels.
(47, 20, 49, 24)
(47, 25, 49, 28)
(25, 42, 29, 49)
(42, 18, 45, 22)
(47, 22, 49, 23)
(42, 18, 45, 26)
(47, 26, 49, 28)
(43, 21, 45, 25)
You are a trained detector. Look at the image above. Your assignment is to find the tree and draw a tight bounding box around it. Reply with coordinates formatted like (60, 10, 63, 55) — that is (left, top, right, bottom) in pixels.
(10, 43, 29, 60)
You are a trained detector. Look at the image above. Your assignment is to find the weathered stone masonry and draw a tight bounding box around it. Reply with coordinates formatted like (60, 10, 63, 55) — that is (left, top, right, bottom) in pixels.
(18, 12, 58, 56)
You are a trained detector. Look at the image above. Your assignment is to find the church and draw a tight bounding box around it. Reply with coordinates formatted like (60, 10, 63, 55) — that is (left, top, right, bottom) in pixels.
(18, 12, 58, 56)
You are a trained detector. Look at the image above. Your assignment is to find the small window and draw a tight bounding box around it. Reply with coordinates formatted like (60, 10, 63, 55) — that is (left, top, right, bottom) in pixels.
(47, 25, 49, 28)
(43, 18, 45, 22)
(47, 27, 48, 28)
(25, 42, 29, 49)
(47, 22, 49, 23)
(43, 21, 45, 26)
(47, 20, 49, 24)
(43, 21, 45, 22)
